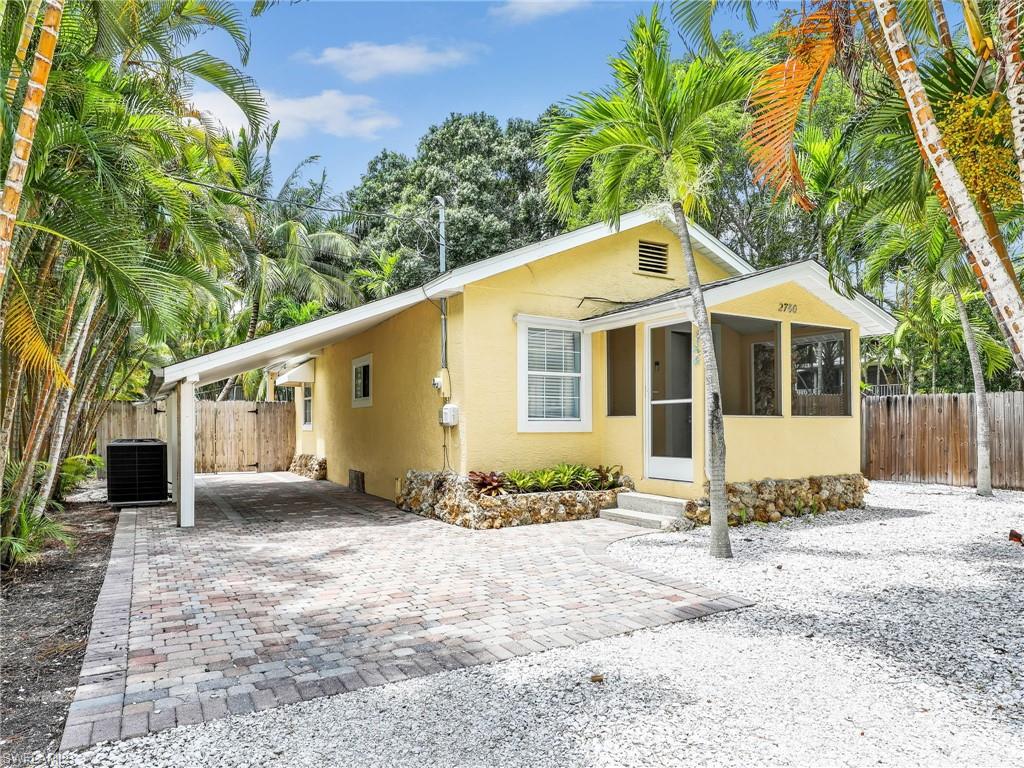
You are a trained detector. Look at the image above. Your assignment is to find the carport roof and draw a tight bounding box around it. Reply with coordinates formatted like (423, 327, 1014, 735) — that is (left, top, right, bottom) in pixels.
(150, 208, 754, 396)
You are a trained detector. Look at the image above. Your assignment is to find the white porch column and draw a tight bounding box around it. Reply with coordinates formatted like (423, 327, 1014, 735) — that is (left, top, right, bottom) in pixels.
(177, 378, 197, 527)
(166, 388, 179, 508)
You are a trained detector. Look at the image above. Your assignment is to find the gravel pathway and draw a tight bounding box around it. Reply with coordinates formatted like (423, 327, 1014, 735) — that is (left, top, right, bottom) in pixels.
(64, 483, 1022, 767)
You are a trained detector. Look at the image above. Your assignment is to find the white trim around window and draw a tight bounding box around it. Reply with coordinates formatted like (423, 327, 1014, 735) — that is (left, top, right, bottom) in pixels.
(515, 314, 592, 433)
(301, 384, 313, 431)
(351, 353, 372, 408)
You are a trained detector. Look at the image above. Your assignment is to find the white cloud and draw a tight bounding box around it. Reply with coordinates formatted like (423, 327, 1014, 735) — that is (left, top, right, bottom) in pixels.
(489, 0, 589, 25)
(306, 41, 474, 82)
(190, 88, 399, 141)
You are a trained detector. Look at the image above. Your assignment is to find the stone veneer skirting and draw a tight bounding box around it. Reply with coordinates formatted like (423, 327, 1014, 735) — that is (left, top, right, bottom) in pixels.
(684, 473, 868, 526)
(289, 454, 327, 480)
(397, 470, 633, 529)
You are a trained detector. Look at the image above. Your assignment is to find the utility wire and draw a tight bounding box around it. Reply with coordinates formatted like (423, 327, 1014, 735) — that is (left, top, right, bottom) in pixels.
(168, 175, 437, 226)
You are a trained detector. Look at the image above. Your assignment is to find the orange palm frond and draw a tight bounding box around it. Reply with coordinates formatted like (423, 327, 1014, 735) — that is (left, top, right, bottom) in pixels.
(2, 274, 70, 388)
(746, 2, 843, 209)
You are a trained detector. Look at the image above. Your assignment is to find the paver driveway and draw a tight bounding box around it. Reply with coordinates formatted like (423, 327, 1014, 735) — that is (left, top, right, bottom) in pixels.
(61, 472, 750, 750)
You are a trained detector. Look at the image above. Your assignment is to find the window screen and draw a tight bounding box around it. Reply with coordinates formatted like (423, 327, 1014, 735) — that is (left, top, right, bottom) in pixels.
(302, 385, 313, 426)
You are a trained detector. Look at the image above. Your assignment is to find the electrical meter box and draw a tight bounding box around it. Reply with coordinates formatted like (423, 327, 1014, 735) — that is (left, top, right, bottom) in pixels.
(439, 403, 459, 426)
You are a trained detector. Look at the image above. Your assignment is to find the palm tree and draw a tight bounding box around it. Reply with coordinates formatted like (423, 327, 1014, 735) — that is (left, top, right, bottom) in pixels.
(0, 0, 266, 562)
(541, 9, 760, 558)
(862, 197, 1012, 495)
(671, 0, 1024, 377)
(352, 252, 402, 299)
(213, 126, 359, 400)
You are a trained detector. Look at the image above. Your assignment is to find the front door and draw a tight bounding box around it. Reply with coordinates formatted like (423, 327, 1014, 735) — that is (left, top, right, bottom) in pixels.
(646, 322, 693, 482)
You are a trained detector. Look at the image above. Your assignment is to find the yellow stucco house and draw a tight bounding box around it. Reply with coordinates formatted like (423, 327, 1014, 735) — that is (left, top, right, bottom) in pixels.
(153, 208, 894, 527)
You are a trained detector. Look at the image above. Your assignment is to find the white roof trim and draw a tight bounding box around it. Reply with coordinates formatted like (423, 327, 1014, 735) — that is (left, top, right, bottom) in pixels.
(582, 261, 896, 336)
(151, 207, 756, 394)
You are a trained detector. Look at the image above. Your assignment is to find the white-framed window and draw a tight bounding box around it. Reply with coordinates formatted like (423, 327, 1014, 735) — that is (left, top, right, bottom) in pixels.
(516, 315, 592, 433)
(302, 384, 313, 430)
(352, 353, 372, 408)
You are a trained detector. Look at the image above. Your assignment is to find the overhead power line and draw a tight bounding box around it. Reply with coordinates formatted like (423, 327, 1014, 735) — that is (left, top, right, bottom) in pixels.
(168, 175, 436, 226)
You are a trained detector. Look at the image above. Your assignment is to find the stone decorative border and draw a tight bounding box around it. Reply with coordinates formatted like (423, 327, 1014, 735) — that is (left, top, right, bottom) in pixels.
(60, 509, 138, 750)
(685, 473, 868, 526)
(397, 470, 633, 529)
(289, 454, 326, 480)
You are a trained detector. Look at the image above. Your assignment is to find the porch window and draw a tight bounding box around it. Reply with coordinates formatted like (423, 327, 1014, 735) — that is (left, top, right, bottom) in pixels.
(352, 354, 372, 408)
(302, 385, 313, 429)
(791, 325, 851, 416)
(606, 326, 636, 416)
(516, 316, 592, 432)
(711, 314, 781, 416)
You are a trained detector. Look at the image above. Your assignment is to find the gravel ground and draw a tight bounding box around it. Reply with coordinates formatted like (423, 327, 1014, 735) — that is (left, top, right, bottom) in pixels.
(62, 482, 1022, 768)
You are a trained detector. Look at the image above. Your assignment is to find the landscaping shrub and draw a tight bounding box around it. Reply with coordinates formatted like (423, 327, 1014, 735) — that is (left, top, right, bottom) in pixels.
(477, 463, 626, 494)
(58, 454, 104, 499)
(1, 461, 76, 569)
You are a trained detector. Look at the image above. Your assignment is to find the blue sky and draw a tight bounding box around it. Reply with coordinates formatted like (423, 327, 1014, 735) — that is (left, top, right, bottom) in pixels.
(192, 1, 826, 196)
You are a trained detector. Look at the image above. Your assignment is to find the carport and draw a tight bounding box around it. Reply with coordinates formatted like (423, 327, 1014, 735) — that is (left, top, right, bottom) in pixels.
(150, 289, 430, 526)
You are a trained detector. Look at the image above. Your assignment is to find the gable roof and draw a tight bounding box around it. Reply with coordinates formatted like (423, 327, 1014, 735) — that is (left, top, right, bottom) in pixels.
(581, 260, 896, 336)
(150, 208, 754, 395)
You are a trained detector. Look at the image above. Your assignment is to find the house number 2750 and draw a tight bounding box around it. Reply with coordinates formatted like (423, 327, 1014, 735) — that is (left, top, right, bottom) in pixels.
(778, 302, 798, 314)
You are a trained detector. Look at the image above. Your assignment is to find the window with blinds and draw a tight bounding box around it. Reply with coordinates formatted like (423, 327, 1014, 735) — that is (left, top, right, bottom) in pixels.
(638, 240, 669, 274)
(526, 327, 582, 420)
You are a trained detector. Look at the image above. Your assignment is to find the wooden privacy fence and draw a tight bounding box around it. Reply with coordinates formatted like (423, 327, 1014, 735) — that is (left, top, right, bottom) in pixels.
(95, 400, 295, 476)
(861, 392, 1024, 490)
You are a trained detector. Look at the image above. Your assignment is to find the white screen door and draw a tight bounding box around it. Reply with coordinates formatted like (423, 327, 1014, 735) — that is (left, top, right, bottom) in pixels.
(646, 322, 693, 481)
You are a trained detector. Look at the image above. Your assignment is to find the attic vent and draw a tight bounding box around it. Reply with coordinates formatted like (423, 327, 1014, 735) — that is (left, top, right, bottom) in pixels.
(638, 241, 669, 275)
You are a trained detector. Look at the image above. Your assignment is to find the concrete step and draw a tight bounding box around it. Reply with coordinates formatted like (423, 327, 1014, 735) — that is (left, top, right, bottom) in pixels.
(599, 507, 678, 530)
(616, 492, 687, 518)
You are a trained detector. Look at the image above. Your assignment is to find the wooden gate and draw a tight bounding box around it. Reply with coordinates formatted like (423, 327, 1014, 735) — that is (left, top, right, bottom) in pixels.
(861, 392, 1024, 490)
(95, 400, 295, 476)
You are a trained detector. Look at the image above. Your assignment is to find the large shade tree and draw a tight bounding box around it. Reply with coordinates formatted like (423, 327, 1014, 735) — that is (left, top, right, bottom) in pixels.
(541, 9, 760, 558)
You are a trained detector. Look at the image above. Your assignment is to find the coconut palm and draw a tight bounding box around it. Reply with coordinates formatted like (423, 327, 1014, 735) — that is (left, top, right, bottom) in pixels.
(541, 9, 760, 558)
(671, 0, 1024, 377)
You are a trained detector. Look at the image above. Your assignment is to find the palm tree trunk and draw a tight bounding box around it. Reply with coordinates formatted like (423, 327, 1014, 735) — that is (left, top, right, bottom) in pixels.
(0, 355, 27, 488)
(31, 291, 99, 516)
(5, 0, 44, 101)
(950, 285, 993, 496)
(0, 0, 64, 290)
(872, 0, 1024, 378)
(671, 201, 731, 559)
(998, 0, 1024, 210)
(932, 0, 956, 69)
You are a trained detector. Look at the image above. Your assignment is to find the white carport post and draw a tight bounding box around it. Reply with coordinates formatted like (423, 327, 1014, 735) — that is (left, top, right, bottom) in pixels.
(166, 386, 178, 513)
(174, 377, 198, 527)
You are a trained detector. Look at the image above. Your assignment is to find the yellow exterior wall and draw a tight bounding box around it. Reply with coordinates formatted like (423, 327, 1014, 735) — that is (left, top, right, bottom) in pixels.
(459, 221, 730, 474)
(294, 297, 464, 499)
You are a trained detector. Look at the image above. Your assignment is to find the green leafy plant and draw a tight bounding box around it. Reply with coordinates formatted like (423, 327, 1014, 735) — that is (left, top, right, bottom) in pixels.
(552, 463, 586, 490)
(529, 468, 559, 491)
(576, 466, 600, 490)
(59, 454, 104, 497)
(0, 495, 75, 568)
(468, 471, 507, 496)
(503, 469, 536, 493)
